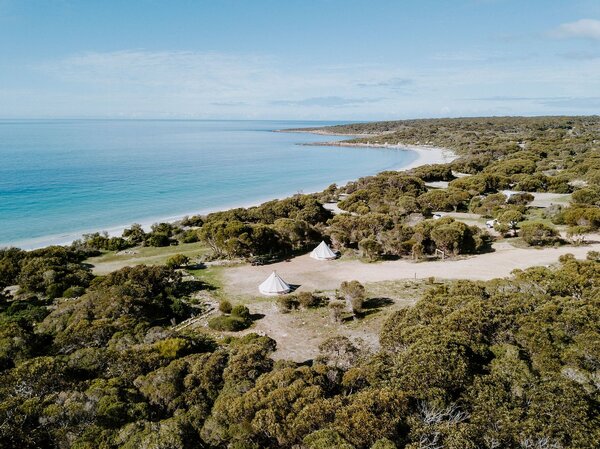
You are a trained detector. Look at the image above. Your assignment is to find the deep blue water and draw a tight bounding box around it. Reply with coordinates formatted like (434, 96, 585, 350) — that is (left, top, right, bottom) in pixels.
(0, 119, 418, 248)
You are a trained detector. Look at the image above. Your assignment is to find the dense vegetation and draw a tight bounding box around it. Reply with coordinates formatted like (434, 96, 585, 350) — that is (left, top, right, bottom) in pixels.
(0, 253, 598, 448)
(1, 115, 600, 448)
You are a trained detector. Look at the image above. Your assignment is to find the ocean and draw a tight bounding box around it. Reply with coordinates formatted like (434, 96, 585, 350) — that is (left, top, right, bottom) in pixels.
(0, 119, 418, 249)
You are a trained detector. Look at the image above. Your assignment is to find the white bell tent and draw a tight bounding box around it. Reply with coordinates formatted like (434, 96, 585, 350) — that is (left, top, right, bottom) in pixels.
(258, 271, 291, 296)
(310, 241, 337, 260)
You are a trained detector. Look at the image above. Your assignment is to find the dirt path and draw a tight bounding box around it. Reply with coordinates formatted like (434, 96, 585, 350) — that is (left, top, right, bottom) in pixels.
(222, 240, 600, 298)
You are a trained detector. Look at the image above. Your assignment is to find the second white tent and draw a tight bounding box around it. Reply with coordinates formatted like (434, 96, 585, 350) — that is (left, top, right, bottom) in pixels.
(310, 241, 337, 260)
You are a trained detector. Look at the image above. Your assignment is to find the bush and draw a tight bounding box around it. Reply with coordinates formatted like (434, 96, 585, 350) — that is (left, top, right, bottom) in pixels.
(231, 305, 251, 320)
(329, 300, 346, 323)
(218, 299, 233, 314)
(572, 187, 600, 206)
(340, 281, 366, 315)
(359, 237, 383, 262)
(371, 438, 397, 449)
(303, 429, 353, 449)
(165, 254, 190, 269)
(208, 315, 250, 332)
(179, 229, 200, 243)
(181, 215, 204, 227)
(276, 295, 298, 313)
(77, 232, 132, 251)
(145, 232, 172, 247)
(63, 286, 85, 298)
(520, 222, 561, 246)
(587, 251, 600, 262)
(45, 284, 64, 300)
(349, 295, 364, 315)
(296, 291, 322, 309)
(507, 192, 534, 205)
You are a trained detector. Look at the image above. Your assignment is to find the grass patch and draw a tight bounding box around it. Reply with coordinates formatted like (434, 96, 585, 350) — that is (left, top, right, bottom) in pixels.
(523, 209, 556, 227)
(187, 266, 225, 294)
(86, 241, 210, 274)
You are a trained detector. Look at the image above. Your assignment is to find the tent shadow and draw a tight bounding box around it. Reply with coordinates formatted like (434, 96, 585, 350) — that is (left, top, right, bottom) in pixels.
(288, 284, 301, 293)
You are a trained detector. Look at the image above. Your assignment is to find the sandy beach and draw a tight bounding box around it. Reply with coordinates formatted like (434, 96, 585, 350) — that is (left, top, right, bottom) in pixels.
(322, 141, 457, 171)
(290, 127, 458, 171)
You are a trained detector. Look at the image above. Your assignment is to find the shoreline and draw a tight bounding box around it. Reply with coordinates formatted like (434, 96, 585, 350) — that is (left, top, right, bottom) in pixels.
(303, 140, 457, 171)
(275, 128, 376, 138)
(6, 136, 454, 251)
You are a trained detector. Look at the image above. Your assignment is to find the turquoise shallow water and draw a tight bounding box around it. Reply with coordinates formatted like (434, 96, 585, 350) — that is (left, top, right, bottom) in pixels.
(0, 119, 418, 248)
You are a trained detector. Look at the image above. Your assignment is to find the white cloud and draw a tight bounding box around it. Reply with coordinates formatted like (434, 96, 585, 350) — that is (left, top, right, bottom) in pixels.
(40, 50, 275, 98)
(356, 77, 414, 91)
(3, 47, 597, 119)
(271, 96, 382, 107)
(34, 50, 402, 116)
(552, 19, 600, 40)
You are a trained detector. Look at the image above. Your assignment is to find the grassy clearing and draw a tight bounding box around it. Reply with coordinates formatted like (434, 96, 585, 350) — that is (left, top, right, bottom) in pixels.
(86, 241, 210, 274)
(524, 208, 556, 227)
(187, 266, 226, 295)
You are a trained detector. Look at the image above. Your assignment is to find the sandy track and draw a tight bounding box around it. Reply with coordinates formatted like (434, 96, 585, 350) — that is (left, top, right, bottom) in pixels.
(222, 240, 600, 297)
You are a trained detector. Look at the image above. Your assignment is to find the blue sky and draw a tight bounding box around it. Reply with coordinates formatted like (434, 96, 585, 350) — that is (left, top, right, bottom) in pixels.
(0, 0, 599, 119)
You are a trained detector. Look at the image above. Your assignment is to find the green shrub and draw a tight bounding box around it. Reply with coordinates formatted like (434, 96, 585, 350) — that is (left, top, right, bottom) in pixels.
(179, 229, 200, 243)
(371, 438, 397, 449)
(165, 254, 190, 269)
(208, 315, 250, 332)
(231, 304, 251, 320)
(276, 295, 298, 313)
(145, 232, 172, 247)
(181, 215, 204, 227)
(339, 280, 366, 315)
(296, 291, 322, 308)
(520, 222, 561, 246)
(45, 284, 64, 300)
(304, 429, 353, 449)
(329, 300, 346, 323)
(572, 187, 600, 206)
(219, 299, 233, 314)
(587, 251, 600, 261)
(63, 286, 85, 298)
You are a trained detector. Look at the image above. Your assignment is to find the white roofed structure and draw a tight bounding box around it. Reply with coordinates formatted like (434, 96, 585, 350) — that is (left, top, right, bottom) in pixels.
(310, 241, 337, 260)
(258, 271, 291, 296)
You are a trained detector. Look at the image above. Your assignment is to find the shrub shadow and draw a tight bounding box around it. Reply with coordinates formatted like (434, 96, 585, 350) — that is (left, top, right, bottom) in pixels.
(178, 279, 217, 295)
(363, 297, 394, 309)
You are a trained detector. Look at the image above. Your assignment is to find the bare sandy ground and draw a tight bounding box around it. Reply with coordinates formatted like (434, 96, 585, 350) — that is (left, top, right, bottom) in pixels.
(402, 145, 457, 170)
(218, 239, 599, 361)
(240, 292, 417, 363)
(529, 192, 571, 208)
(221, 239, 600, 297)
